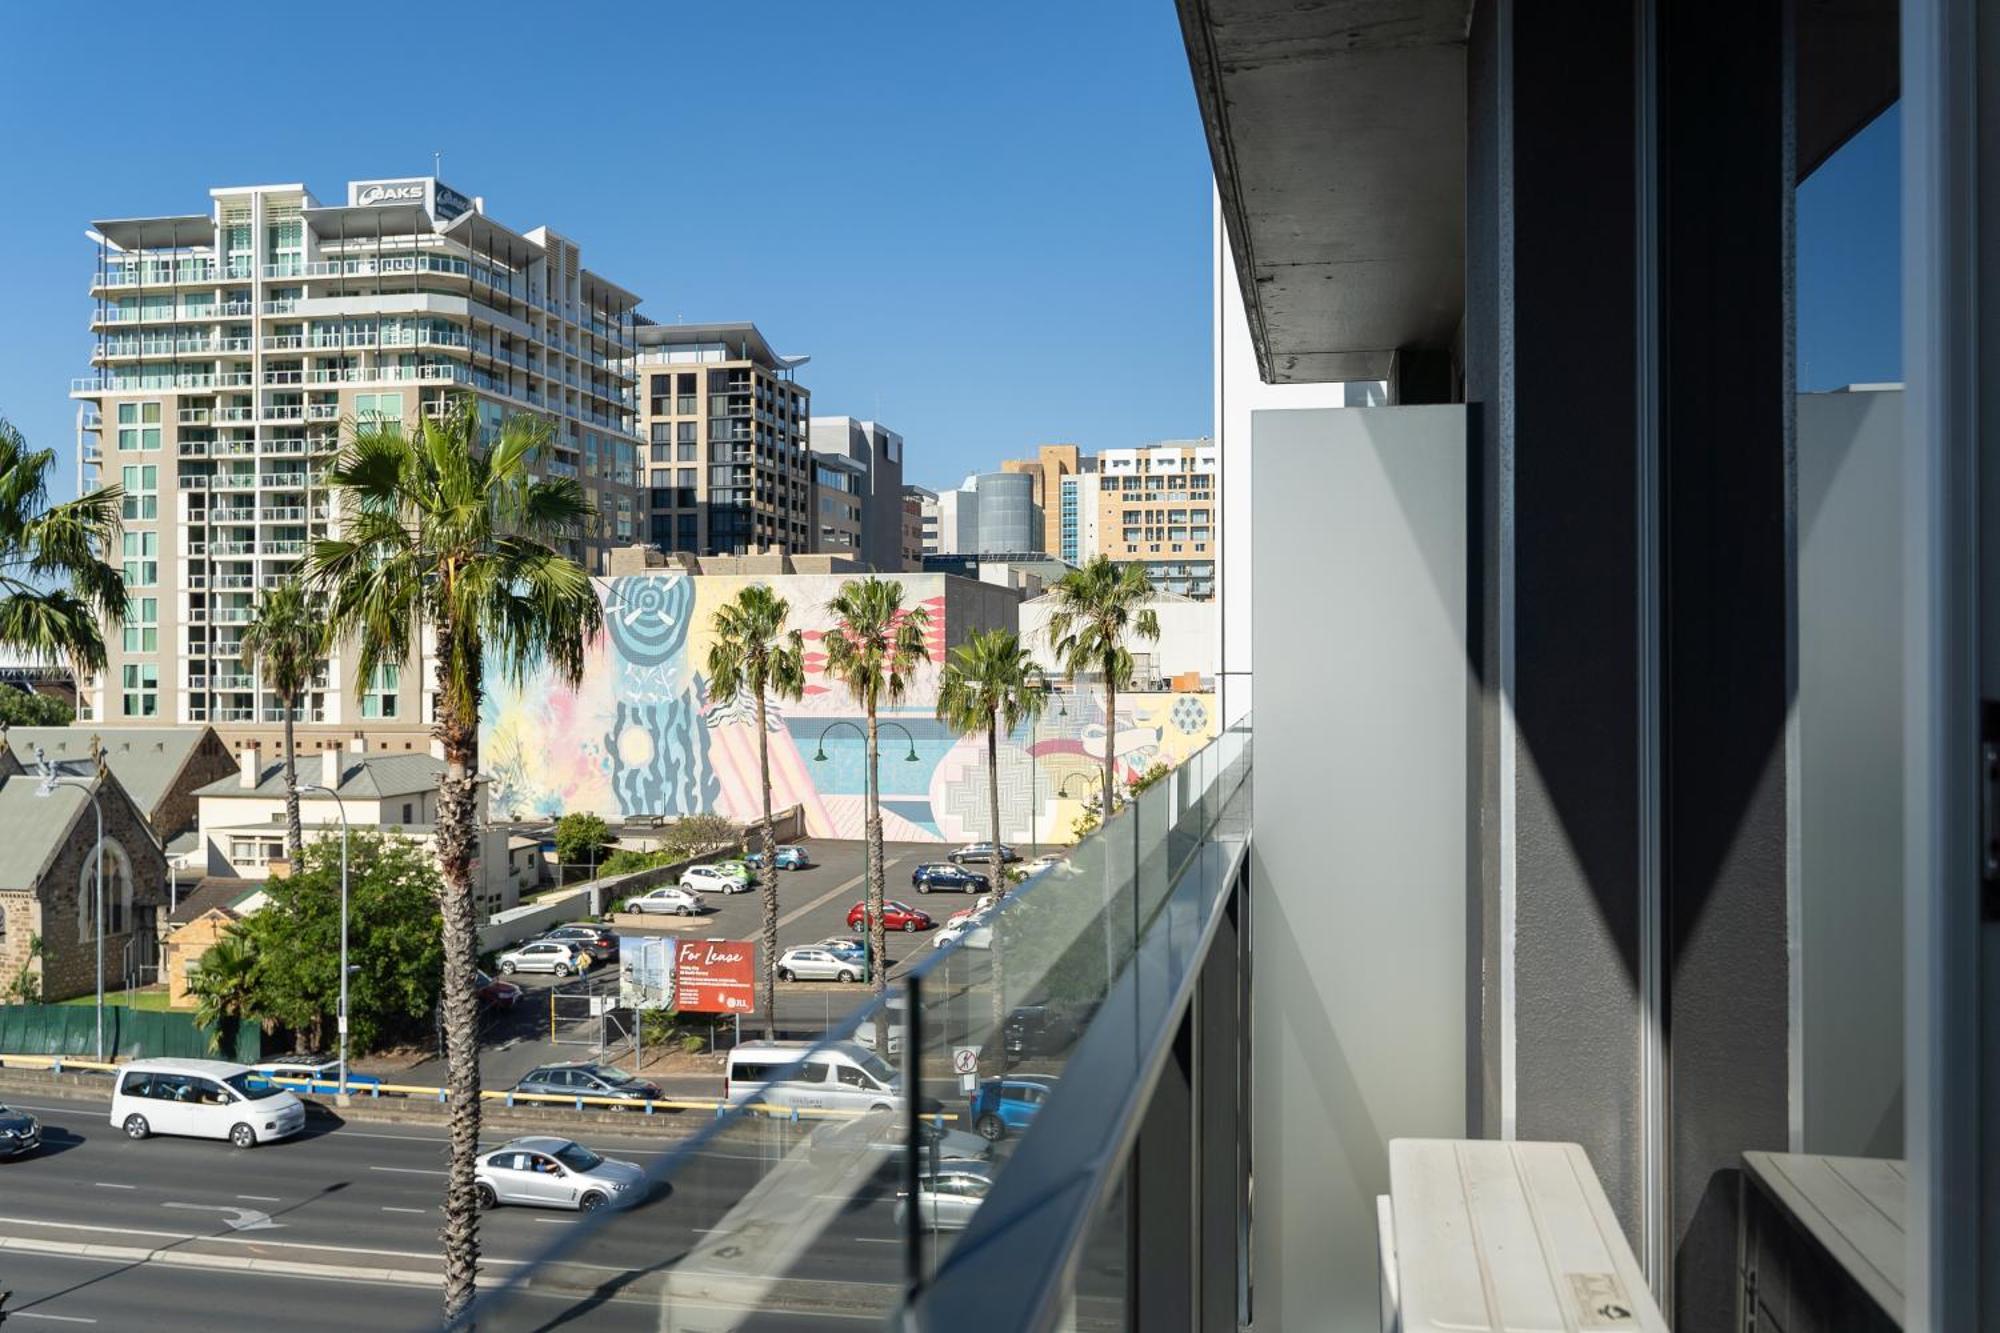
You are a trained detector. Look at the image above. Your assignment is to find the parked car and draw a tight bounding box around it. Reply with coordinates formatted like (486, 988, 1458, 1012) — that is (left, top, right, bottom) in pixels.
(949, 842, 1020, 866)
(895, 1161, 996, 1231)
(1003, 1003, 1097, 1059)
(1022, 854, 1063, 876)
(932, 919, 993, 950)
(777, 946, 864, 983)
(538, 924, 618, 962)
(624, 885, 706, 916)
(0, 1101, 42, 1159)
(970, 1075, 1059, 1141)
(682, 864, 753, 895)
(111, 1057, 306, 1148)
(847, 900, 934, 933)
(475, 970, 523, 1010)
(809, 1108, 991, 1164)
(745, 845, 811, 870)
(496, 939, 587, 976)
(250, 1055, 384, 1096)
(513, 1063, 664, 1105)
(815, 935, 868, 960)
(475, 1136, 645, 1212)
(709, 858, 756, 881)
(946, 895, 997, 927)
(911, 863, 990, 894)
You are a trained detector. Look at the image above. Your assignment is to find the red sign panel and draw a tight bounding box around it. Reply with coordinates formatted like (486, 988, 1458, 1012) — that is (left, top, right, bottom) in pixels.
(675, 939, 756, 1014)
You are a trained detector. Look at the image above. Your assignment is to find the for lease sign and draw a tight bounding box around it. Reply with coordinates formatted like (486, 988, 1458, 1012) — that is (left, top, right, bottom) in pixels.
(676, 939, 756, 1014)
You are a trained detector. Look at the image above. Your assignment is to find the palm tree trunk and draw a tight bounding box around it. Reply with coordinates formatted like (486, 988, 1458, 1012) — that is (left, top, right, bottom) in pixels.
(986, 714, 1009, 1072)
(433, 661, 483, 1324)
(1102, 669, 1119, 812)
(865, 701, 889, 1053)
(756, 687, 778, 1041)
(282, 697, 302, 861)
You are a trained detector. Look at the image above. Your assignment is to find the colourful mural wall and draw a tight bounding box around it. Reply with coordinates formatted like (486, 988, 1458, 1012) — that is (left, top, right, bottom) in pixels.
(480, 572, 1218, 844)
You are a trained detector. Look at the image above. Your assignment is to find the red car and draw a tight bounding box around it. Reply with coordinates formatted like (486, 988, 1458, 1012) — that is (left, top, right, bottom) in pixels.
(475, 970, 523, 1009)
(847, 900, 935, 933)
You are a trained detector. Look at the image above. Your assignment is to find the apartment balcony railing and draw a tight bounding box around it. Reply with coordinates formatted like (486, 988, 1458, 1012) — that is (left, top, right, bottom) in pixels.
(93, 263, 218, 289)
(458, 717, 1254, 1332)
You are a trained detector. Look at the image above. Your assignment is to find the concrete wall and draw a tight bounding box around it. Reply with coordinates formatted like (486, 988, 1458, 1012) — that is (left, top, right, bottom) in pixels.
(1249, 405, 1469, 1330)
(1019, 595, 1217, 685)
(1796, 388, 1905, 1157)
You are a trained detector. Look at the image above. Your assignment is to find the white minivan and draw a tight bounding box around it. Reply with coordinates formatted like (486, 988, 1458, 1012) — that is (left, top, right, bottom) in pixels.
(110, 1057, 307, 1148)
(726, 1040, 903, 1113)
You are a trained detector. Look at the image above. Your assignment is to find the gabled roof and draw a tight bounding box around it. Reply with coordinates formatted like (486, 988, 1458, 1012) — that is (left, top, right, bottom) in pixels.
(0, 764, 110, 894)
(168, 876, 266, 926)
(4, 725, 219, 821)
(196, 752, 448, 802)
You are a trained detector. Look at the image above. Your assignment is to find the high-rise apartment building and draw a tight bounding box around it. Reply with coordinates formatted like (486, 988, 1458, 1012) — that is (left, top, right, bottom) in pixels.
(631, 321, 811, 556)
(808, 417, 905, 572)
(812, 450, 867, 556)
(900, 486, 930, 568)
(999, 443, 1083, 554)
(71, 176, 643, 746)
(1057, 469, 1102, 564)
(1093, 439, 1217, 597)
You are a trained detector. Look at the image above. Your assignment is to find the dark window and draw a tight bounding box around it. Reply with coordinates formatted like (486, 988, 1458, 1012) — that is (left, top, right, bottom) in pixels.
(677, 373, 696, 395)
(650, 374, 670, 395)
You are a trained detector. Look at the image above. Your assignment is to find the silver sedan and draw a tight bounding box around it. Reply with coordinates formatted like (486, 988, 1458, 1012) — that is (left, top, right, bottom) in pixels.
(474, 1136, 646, 1212)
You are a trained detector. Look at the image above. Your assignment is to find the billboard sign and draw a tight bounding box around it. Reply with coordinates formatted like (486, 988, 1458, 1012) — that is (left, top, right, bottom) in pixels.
(675, 939, 757, 1014)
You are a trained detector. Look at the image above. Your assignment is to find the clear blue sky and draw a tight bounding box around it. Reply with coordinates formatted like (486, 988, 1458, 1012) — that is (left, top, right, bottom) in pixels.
(1798, 104, 1902, 391)
(0, 1, 1215, 498)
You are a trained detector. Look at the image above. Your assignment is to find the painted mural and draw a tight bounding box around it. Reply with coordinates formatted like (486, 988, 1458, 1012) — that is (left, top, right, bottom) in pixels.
(480, 573, 1218, 844)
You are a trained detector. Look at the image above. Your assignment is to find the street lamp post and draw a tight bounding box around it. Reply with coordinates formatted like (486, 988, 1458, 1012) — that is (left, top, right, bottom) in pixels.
(300, 783, 352, 1105)
(32, 748, 105, 1061)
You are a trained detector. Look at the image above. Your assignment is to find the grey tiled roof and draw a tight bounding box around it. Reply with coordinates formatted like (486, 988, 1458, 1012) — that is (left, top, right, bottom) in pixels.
(1, 725, 214, 819)
(0, 769, 99, 893)
(195, 752, 448, 802)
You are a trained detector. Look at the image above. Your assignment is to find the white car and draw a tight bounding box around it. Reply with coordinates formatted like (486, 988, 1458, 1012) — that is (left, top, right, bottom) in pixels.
(474, 1136, 646, 1213)
(625, 885, 706, 916)
(110, 1058, 306, 1149)
(682, 864, 752, 895)
(933, 919, 994, 950)
(497, 939, 586, 976)
(1022, 854, 1063, 876)
(894, 1161, 995, 1231)
(777, 946, 863, 983)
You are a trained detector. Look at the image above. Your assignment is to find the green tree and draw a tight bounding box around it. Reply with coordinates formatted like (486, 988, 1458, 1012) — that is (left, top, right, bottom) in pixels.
(306, 395, 601, 1320)
(937, 629, 1047, 1057)
(238, 578, 326, 860)
(661, 812, 736, 859)
(0, 690, 73, 726)
(554, 811, 611, 879)
(235, 835, 445, 1053)
(1043, 557, 1161, 801)
(706, 584, 806, 1039)
(822, 578, 931, 1037)
(188, 929, 260, 1056)
(0, 417, 127, 689)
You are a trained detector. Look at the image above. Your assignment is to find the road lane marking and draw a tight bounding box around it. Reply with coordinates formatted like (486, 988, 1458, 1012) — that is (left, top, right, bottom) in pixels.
(161, 1202, 281, 1232)
(90, 1183, 134, 1190)
(237, 1195, 281, 1202)
(368, 1165, 445, 1175)
(11, 1312, 97, 1324)
(532, 1217, 576, 1225)
(380, 1206, 426, 1214)
(0, 1215, 626, 1271)
(855, 1237, 900, 1244)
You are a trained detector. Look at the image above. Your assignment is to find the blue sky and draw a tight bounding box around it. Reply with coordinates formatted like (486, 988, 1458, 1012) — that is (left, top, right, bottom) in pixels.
(0, 1, 1215, 497)
(0, 4, 1897, 504)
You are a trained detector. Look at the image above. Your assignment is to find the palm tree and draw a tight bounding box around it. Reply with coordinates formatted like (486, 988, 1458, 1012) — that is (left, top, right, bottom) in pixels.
(305, 397, 601, 1323)
(189, 927, 259, 1057)
(937, 629, 1047, 1058)
(707, 584, 806, 1041)
(821, 578, 931, 1039)
(0, 418, 127, 693)
(238, 578, 326, 860)
(1044, 556, 1161, 802)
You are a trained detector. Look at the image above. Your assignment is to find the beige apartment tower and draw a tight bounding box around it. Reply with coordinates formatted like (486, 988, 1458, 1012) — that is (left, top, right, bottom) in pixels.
(1000, 443, 1083, 555)
(71, 176, 644, 753)
(631, 322, 812, 556)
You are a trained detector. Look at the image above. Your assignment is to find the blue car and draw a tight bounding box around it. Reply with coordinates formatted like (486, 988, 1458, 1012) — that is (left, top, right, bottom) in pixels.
(251, 1057, 384, 1097)
(969, 1075, 1057, 1141)
(746, 845, 811, 871)
(912, 863, 991, 894)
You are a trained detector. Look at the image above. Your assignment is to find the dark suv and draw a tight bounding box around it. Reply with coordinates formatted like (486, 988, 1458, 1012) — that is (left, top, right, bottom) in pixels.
(912, 863, 991, 894)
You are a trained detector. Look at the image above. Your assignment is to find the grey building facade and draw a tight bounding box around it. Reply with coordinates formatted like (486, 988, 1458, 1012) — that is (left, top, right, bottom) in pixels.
(808, 416, 906, 571)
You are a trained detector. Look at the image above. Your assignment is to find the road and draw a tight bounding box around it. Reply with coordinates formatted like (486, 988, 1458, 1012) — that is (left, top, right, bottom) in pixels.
(0, 1085, 950, 1331)
(379, 839, 1006, 1095)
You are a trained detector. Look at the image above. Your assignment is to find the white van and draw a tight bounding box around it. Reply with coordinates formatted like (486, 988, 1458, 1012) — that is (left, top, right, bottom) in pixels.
(726, 1040, 903, 1113)
(110, 1057, 307, 1148)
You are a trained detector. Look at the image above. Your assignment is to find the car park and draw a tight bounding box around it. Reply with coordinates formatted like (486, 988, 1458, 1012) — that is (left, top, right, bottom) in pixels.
(475, 970, 523, 1009)
(497, 939, 588, 975)
(682, 864, 753, 895)
(250, 1055, 384, 1096)
(970, 1075, 1059, 1141)
(475, 1136, 645, 1212)
(623, 884, 707, 915)
(847, 900, 934, 933)
(0, 1101, 42, 1159)
(745, 845, 811, 870)
(111, 1057, 306, 1148)
(513, 1063, 664, 1105)
(949, 842, 1020, 866)
(911, 862, 990, 894)
(538, 924, 618, 961)
(777, 946, 864, 982)
(895, 1161, 996, 1231)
